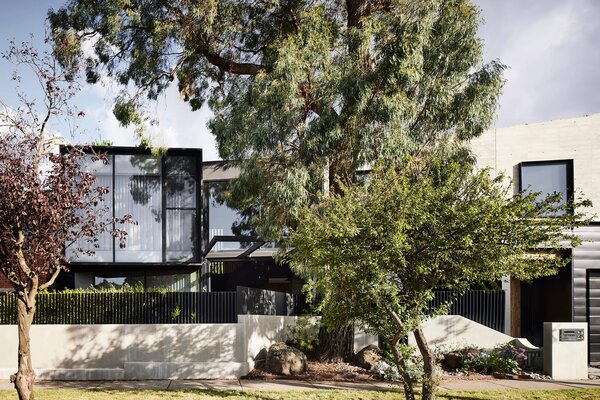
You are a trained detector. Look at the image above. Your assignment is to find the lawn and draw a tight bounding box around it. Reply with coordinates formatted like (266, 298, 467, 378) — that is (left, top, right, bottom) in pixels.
(1, 389, 600, 400)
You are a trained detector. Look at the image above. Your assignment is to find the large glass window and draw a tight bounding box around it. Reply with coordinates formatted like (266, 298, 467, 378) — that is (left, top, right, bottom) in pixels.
(114, 155, 162, 262)
(165, 157, 197, 261)
(93, 272, 198, 292)
(94, 274, 144, 290)
(520, 160, 572, 215)
(68, 150, 200, 264)
(66, 154, 113, 262)
(207, 181, 256, 251)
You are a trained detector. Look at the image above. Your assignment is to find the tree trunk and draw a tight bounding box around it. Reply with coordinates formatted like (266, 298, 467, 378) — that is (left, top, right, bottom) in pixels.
(413, 325, 437, 400)
(11, 298, 36, 400)
(317, 322, 354, 362)
(389, 339, 416, 400)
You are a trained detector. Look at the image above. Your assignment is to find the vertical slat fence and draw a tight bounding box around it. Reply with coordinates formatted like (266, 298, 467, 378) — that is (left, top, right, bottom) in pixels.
(0, 291, 237, 325)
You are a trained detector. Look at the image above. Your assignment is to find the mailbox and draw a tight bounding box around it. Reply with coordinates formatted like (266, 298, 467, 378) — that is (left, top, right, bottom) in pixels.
(559, 328, 584, 342)
(543, 322, 587, 379)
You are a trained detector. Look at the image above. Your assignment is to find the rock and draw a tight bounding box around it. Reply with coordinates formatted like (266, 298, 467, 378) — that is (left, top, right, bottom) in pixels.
(266, 342, 308, 376)
(354, 345, 382, 370)
(443, 352, 463, 369)
(493, 372, 518, 380)
(254, 348, 268, 369)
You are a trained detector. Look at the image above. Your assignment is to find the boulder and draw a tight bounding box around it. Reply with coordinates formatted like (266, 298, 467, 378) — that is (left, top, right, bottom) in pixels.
(354, 345, 382, 370)
(443, 352, 462, 369)
(266, 342, 308, 375)
(254, 348, 268, 369)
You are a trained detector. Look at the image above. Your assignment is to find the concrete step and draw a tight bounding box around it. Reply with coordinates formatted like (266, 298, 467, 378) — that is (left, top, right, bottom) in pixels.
(124, 361, 248, 379)
(0, 368, 125, 381)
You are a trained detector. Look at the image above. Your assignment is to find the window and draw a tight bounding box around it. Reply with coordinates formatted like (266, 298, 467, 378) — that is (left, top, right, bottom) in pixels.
(93, 272, 198, 292)
(66, 154, 113, 262)
(206, 181, 257, 251)
(66, 148, 201, 264)
(165, 157, 198, 261)
(114, 155, 163, 262)
(520, 160, 573, 215)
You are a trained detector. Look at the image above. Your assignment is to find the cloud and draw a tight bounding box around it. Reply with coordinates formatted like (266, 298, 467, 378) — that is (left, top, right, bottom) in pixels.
(79, 78, 220, 161)
(475, 0, 600, 127)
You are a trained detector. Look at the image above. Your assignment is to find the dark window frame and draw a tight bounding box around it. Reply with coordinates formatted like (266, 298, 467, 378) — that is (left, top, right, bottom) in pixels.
(519, 159, 574, 215)
(61, 146, 203, 266)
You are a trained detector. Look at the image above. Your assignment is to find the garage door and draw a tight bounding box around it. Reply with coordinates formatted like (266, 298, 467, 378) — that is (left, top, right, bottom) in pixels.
(588, 271, 600, 362)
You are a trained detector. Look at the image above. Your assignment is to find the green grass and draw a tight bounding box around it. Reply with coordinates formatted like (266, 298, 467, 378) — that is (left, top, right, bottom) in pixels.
(0, 389, 600, 400)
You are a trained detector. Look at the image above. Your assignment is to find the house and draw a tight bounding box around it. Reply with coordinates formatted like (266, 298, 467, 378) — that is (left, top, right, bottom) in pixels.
(470, 113, 600, 360)
(41, 146, 304, 296)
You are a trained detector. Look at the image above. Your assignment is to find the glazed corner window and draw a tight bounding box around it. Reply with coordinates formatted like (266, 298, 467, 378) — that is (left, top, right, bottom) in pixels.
(520, 160, 573, 215)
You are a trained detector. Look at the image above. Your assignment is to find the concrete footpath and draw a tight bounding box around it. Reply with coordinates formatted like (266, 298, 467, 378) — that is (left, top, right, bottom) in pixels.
(1, 378, 600, 392)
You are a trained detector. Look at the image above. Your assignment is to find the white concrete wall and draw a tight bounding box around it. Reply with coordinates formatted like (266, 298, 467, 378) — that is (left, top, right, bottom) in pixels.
(0, 316, 377, 380)
(408, 315, 513, 350)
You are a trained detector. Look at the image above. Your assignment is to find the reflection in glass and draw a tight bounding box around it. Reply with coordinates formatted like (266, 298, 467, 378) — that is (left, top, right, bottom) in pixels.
(207, 181, 257, 250)
(115, 155, 162, 262)
(166, 210, 196, 261)
(94, 275, 144, 290)
(521, 163, 568, 215)
(166, 175, 196, 208)
(146, 273, 196, 292)
(67, 154, 113, 262)
(165, 156, 197, 261)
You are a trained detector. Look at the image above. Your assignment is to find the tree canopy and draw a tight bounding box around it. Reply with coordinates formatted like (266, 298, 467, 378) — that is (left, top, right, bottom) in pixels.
(285, 159, 591, 400)
(49, 0, 505, 237)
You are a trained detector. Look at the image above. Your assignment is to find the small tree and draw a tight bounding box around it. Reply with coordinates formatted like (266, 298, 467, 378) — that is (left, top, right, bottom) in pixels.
(0, 42, 127, 400)
(286, 159, 591, 400)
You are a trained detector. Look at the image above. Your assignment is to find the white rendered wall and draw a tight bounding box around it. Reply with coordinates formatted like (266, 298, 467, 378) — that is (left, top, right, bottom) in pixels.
(543, 322, 588, 379)
(0, 316, 377, 380)
(408, 315, 513, 350)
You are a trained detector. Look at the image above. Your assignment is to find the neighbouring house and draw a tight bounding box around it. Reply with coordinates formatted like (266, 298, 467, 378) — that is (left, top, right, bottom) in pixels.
(470, 113, 600, 360)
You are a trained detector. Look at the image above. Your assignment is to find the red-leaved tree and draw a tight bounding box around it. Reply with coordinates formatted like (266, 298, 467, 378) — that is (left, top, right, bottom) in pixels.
(0, 41, 128, 400)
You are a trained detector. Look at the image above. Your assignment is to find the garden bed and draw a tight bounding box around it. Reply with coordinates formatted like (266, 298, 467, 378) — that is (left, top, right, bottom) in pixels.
(243, 361, 382, 382)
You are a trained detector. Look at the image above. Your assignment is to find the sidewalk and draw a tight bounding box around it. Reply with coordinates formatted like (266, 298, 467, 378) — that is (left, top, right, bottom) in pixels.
(1, 378, 600, 392)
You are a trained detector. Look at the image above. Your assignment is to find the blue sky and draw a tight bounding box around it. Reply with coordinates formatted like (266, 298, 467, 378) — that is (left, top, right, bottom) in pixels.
(1, 0, 599, 161)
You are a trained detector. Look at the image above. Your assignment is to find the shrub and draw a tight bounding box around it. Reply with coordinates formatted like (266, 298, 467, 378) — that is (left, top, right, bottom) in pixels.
(454, 344, 528, 375)
(286, 316, 320, 355)
(373, 361, 401, 382)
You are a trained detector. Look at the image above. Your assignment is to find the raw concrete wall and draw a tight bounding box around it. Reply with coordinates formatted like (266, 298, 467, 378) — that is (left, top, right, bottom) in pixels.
(0, 316, 377, 380)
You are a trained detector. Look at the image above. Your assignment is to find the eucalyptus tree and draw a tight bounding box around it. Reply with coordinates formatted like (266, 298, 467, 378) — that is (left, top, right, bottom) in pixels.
(286, 159, 591, 400)
(49, 0, 504, 360)
(49, 0, 504, 234)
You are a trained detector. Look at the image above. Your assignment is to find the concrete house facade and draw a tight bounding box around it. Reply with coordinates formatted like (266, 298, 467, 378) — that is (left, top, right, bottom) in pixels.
(470, 113, 600, 360)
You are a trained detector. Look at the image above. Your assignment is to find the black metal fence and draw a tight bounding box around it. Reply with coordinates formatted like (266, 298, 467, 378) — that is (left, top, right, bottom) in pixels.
(0, 291, 237, 324)
(429, 290, 505, 332)
(0, 289, 505, 331)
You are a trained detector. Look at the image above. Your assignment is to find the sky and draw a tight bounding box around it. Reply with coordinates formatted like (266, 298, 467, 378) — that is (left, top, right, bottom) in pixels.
(0, 0, 599, 161)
